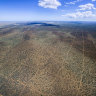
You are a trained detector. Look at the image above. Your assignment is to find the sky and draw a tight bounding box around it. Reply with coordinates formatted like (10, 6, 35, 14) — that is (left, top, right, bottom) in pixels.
(0, 0, 96, 21)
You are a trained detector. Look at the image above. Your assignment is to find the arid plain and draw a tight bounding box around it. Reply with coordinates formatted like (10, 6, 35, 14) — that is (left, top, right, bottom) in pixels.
(0, 22, 96, 96)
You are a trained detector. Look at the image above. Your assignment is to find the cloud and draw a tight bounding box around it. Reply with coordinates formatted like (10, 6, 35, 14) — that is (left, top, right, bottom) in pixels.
(92, 0, 96, 1)
(62, 11, 96, 18)
(38, 0, 61, 9)
(79, 3, 96, 10)
(65, 0, 82, 5)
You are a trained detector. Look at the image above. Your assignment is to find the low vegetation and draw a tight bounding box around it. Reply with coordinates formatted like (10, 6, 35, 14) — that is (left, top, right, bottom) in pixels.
(0, 22, 96, 96)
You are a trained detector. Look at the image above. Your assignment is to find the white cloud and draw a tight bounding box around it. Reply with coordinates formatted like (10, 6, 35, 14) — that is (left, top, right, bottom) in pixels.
(63, 2, 96, 20)
(38, 0, 61, 9)
(65, 0, 82, 5)
(62, 11, 96, 18)
(79, 3, 96, 10)
(92, 0, 96, 1)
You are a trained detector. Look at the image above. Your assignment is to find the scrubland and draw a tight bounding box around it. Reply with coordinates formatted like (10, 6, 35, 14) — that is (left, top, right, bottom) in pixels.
(0, 22, 96, 96)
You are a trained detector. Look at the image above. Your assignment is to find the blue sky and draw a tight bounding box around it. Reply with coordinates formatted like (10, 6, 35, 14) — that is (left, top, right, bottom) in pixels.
(0, 0, 96, 21)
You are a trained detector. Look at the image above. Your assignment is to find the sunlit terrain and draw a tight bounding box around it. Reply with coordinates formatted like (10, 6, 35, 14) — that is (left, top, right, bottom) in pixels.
(0, 21, 96, 96)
